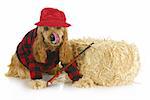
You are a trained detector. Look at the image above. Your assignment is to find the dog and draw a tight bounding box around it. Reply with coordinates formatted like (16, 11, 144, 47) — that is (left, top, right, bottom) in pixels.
(6, 8, 82, 89)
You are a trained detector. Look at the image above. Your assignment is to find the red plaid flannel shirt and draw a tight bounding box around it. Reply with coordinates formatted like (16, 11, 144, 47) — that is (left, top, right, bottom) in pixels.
(16, 28, 82, 81)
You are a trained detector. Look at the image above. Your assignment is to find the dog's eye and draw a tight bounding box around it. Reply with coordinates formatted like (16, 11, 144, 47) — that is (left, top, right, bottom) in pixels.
(44, 26, 49, 31)
(62, 35, 64, 39)
(56, 27, 61, 29)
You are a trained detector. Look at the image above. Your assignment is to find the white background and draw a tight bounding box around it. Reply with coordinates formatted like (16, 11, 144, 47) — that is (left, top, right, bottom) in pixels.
(0, 0, 150, 100)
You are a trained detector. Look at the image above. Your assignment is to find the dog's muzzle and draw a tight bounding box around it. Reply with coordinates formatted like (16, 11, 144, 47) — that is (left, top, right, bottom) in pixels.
(50, 32, 60, 44)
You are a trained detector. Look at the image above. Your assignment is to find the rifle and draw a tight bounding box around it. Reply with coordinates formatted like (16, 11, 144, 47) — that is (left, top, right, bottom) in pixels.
(47, 42, 94, 86)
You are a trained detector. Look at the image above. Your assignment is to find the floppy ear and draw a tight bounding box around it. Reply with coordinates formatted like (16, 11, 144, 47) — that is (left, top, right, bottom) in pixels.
(59, 28, 73, 64)
(32, 26, 47, 63)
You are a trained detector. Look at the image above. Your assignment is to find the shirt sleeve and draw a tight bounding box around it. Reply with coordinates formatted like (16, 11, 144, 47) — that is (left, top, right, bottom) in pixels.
(63, 62, 82, 81)
(16, 29, 43, 80)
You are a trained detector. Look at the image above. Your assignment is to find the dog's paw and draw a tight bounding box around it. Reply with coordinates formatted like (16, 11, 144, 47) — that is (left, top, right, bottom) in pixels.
(29, 79, 47, 89)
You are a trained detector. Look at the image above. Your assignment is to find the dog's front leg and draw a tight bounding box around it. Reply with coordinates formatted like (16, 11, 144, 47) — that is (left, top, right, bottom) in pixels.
(29, 79, 47, 89)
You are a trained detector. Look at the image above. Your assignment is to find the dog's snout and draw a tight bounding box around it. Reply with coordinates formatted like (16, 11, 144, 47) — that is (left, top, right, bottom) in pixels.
(50, 32, 60, 44)
(50, 33, 55, 41)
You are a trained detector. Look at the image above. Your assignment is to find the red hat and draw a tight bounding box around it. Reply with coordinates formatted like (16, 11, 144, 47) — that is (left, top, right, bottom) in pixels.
(35, 8, 71, 27)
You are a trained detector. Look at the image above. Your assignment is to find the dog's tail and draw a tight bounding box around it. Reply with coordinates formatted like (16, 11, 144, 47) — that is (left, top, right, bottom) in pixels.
(5, 54, 30, 79)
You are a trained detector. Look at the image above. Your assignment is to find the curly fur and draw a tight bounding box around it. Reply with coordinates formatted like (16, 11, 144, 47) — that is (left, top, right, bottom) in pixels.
(6, 26, 73, 82)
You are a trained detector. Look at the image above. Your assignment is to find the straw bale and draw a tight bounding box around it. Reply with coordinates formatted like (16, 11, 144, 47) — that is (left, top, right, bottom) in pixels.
(69, 39, 140, 87)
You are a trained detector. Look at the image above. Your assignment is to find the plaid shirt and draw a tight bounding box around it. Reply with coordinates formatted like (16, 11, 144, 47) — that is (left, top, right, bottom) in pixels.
(16, 28, 82, 81)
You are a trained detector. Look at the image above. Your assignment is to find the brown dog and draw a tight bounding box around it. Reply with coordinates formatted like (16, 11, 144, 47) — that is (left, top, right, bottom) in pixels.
(6, 26, 74, 88)
(6, 8, 82, 89)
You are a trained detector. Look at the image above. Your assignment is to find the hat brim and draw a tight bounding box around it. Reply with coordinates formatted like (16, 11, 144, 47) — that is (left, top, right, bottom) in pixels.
(35, 21, 71, 27)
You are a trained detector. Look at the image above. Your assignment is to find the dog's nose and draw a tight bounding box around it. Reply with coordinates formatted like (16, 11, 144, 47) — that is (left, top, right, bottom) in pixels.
(50, 32, 60, 44)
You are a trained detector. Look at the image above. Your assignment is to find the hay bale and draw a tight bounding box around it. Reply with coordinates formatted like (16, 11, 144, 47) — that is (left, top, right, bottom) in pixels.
(69, 38, 140, 87)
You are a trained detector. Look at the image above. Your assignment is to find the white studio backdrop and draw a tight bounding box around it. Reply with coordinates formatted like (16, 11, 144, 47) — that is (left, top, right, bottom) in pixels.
(0, 0, 150, 100)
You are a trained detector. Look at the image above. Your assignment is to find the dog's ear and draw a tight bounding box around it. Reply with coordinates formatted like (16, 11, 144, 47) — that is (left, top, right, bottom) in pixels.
(59, 28, 73, 64)
(32, 26, 47, 63)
